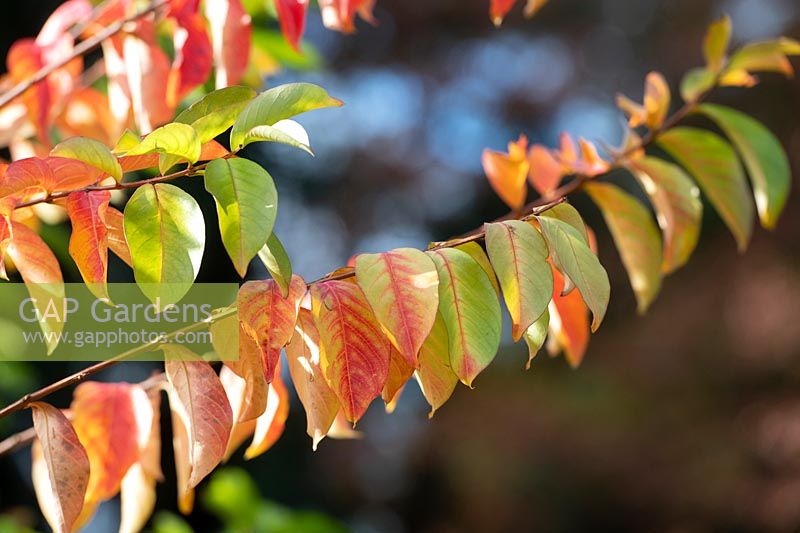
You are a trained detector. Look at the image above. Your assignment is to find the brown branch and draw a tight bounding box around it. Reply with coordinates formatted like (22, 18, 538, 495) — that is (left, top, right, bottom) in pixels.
(0, 0, 168, 111)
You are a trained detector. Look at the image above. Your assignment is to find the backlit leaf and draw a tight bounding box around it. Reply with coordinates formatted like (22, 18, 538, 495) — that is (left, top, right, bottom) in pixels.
(175, 86, 257, 144)
(680, 67, 715, 103)
(105, 206, 132, 266)
(124, 183, 205, 305)
(244, 371, 289, 459)
(481, 135, 529, 210)
(537, 214, 609, 331)
(704, 15, 731, 73)
(204, 157, 278, 277)
(548, 266, 589, 367)
(585, 182, 662, 313)
(426, 248, 502, 387)
(538, 202, 588, 244)
(238, 275, 306, 382)
(218, 325, 268, 422)
(66, 190, 111, 299)
(355, 248, 439, 367)
(311, 280, 391, 423)
(243, 119, 313, 154)
(527, 144, 564, 195)
(164, 346, 233, 488)
(414, 312, 456, 417)
(275, 0, 308, 51)
(230, 83, 342, 150)
(725, 38, 800, 77)
(658, 127, 754, 251)
(286, 308, 340, 450)
(627, 156, 702, 273)
(205, 0, 252, 89)
(258, 233, 292, 298)
(484, 220, 552, 341)
(522, 308, 548, 369)
(126, 123, 201, 174)
(699, 103, 790, 229)
(454, 241, 501, 296)
(31, 402, 90, 533)
(50, 137, 123, 182)
(382, 347, 414, 410)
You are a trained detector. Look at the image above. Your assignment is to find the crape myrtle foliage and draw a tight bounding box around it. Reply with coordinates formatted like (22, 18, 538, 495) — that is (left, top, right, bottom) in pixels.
(0, 5, 795, 533)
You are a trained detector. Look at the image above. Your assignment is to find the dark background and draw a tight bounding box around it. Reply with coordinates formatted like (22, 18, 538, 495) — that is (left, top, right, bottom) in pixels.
(1, 0, 800, 531)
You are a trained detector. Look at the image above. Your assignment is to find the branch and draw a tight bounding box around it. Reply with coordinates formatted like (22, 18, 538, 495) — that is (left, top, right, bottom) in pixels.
(0, 0, 168, 111)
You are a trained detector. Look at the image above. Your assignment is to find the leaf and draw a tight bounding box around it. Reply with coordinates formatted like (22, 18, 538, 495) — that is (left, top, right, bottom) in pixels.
(355, 248, 439, 368)
(548, 266, 589, 368)
(218, 325, 268, 422)
(627, 156, 702, 273)
(585, 182, 662, 313)
(164, 346, 233, 488)
(311, 280, 391, 423)
(244, 372, 290, 459)
(126, 123, 202, 174)
(258, 233, 292, 298)
(536, 214, 610, 331)
(658, 127, 754, 251)
(50, 137, 123, 182)
(680, 67, 715, 103)
(66, 190, 111, 300)
(704, 15, 731, 73)
(527, 144, 564, 195)
(230, 83, 342, 150)
(119, 464, 157, 533)
(124, 183, 205, 305)
(485, 220, 553, 341)
(286, 308, 340, 450)
(538, 202, 589, 243)
(725, 38, 800, 77)
(319, 0, 376, 33)
(170, 395, 195, 515)
(105, 206, 132, 266)
(426, 248, 502, 387)
(522, 308, 548, 369)
(642, 72, 670, 129)
(119, 33, 175, 134)
(454, 241, 501, 296)
(204, 0, 253, 89)
(275, 0, 308, 51)
(71, 382, 139, 504)
(204, 157, 278, 277)
(219, 366, 259, 460)
(524, 0, 548, 17)
(30, 402, 90, 533)
(382, 346, 414, 410)
(244, 119, 314, 155)
(490, 0, 517, 25)
(414, 312, 456, 417)
(175, 86, 257, 144)
(481, 135, 529, 210)
(237, 275, 306, 382)
(167, 12, 213, 106)
(698, 103, 791, 229)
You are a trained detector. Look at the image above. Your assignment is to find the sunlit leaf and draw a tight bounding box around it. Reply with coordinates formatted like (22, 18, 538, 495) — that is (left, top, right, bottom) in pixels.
(311, 280, 391, 423)
(66, 190, 111, 299)
(124, 183, 205, 305)
(658, 127, 754, 251)
(725, 38, 800, 77)
(244, 371, 289, 459)
(485, 220, 552, 341)
(243, 119, 313, 154)
(105, 206, 132, 266)
(527, 144, 564, 195)
(204, 157, 278, 277)
(414, 312, 456, 417)
(538, 202, 588, 243)
(426, 248, 502, 387)
(230, 83, 342, 150)
(175, 86, 257, 144)
(205, 0, 253, 88)
(50, 137, 123, 182)
(275, 0, 308, 51)
(258, 233, 292, 298)
(704, 15, 731, 73)
(699, 103, 790, 229)
(355, 248, 439, 367)
(454, 241, 501, 296)
(680, 67, 715, 103)
(481, 135, 529, 210)
(382, 346, 414, 411)
(548, 266, 589, 368)
(627, 156, 702, 273)
(522, 307, 548, 369)
(586, 182, 662, 313)
(217, 325, 268, 422)
(31, 402, 90, 533)
(319, 0, 376, 33)
(126, 123, 202, 174)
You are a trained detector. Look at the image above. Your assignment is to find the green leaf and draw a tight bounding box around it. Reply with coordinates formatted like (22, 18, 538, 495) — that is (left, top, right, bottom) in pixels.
(537, 214, 610, 331)
(230, 83, 342, 150)
(124, 183, 205, 304)
(126, 123, 202, 174)
(627, 156, 702, 273)
(175, 86, 257, 144)
(484, 220, 552, 341)
(538, 202, 589, 244)
(51, 137, 123, 182)
(244, 120, 313, 155)
(251, 29, 323, 71)
(680, 67, 716, 103)
(113, 129, 141, 154)
(585, 182, 662, 313)
(522, 308, 548, 370)
(453, 241, 500, 296)
(658, 127, 754, 251)
(258, 233, 292, 298)
(703, 15, 731, 73)
(726, 38, 800, 76)
(426, 248, 501, 387)
(698, 103, 790, 229)
(204, 158, 277, 277)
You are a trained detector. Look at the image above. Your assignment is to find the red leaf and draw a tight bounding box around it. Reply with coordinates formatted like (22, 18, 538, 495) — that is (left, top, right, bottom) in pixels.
(275, 0, 308, 51)
(204, 0, 252, 88)
(30, 402, 90, 533)
(311, 280, 391, 423)
(490, 0, 518, 25)
(319, 0, 375, 34)
(168, 13, 213, 106)
(66, 191, 111, 299)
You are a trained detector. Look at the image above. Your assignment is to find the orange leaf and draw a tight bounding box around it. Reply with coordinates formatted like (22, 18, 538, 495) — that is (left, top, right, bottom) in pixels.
(319, 0, 375, 34)
(286, 308, 340, 450)
(30, 402, 90, 533)
(527, 144, 564, 195)
(221, 326, 268, 422)
(205, 0, 252, 89)
(119, 32, 174, 133)
(238, 275, 306, 383)
(66, 191, 111, 299)
(244, 370, 290, 459)
(311, 280, 391, 423)
(548, 266, 589, 367)
(382, 346, 414, 412)
(71, 382, 140, 504)
(56, 88, 120, 146)
(165, 352, 233, 488)
(104, 206, 132, 266)
(490, 0, 517, 26)
(482, 135, 530, 210)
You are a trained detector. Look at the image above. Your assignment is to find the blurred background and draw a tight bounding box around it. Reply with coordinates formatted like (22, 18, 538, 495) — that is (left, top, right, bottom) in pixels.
(1, 0, 800, 531)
